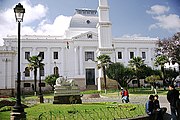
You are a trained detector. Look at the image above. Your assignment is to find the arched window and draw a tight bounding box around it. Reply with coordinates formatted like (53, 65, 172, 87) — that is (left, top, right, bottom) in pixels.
(54, 67, 59, 75)
(40, 67, 44, 76)
(25, 67, 30, 77)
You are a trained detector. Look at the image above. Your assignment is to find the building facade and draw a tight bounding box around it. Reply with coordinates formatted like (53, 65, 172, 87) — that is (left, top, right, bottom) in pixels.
(0, 0, 158, 95)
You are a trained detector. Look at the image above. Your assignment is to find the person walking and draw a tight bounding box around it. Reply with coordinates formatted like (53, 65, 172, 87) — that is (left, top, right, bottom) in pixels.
(121, 88, 129, 103)
(167, 84, 179, 120)
(120, 87, 125, 103)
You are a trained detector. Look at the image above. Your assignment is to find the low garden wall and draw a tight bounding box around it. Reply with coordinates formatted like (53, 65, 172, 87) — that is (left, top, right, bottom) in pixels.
(0, 89, 15, 97)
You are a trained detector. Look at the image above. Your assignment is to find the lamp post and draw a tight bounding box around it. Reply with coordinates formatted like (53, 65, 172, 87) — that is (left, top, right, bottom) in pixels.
(11, 3, 26, 119)
(38, 56, 44, 103)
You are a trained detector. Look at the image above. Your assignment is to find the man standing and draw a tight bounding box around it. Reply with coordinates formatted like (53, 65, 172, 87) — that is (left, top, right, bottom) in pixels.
(167, 84, 179, 120)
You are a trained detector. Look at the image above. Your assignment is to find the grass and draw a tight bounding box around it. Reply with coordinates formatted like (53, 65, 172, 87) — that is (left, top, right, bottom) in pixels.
(0, 102, 145, 120)
(0, 87, 177, 120)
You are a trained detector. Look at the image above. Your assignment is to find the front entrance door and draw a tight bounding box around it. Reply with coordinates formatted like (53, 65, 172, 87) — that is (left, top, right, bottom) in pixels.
(86, 69, 95, 85)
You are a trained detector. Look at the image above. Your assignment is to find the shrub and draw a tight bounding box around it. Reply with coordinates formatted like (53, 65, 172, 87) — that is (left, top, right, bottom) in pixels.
(0, 106, 12, 112)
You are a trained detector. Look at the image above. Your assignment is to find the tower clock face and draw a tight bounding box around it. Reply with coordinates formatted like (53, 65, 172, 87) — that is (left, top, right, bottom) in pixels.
(86, 20, 90, 24)
(87, 33, 92, 39)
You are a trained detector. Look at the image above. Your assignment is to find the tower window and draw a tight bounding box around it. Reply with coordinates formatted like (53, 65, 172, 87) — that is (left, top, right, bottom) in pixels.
(85, 52, 94, 61)
(54, 52, 58, 59)
(130, 52, 134, 59)
(142, 52, 146, 59)
(54, 67, 59, 75)
(118, 52, 122, 59)
(39, 52, 44, 59)
(25, 52, 30, 59)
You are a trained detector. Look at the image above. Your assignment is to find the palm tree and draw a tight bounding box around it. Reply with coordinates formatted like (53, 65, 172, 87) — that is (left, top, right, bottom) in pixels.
(154, 55, 168, 88)
(97, 54, 111, 93)
(27, 55, 44, 95)
(128, 56, 145, 87)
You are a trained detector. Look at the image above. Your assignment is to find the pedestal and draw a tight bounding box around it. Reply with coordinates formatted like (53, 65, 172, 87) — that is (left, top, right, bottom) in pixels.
(53, 95, 82, 104)
(53, 85, 82, 104)
(10, 111, 26, 120)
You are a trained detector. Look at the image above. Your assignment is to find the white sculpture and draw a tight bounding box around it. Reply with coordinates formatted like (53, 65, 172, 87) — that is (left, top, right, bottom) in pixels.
(55, 76, 77, 87)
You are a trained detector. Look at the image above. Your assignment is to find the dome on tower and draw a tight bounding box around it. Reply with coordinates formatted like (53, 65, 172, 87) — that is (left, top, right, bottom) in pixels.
(69, 8, 98, 28)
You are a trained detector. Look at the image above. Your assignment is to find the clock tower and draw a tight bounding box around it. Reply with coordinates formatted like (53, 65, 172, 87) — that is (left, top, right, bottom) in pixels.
(97, 0, 113, 90)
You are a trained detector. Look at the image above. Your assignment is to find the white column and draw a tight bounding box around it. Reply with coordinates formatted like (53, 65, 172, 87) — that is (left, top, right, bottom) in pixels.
(97, 69, 102, 91)
(11, 54, 17, 88)
(137, 48, 140, 57)
(148, 48, 152, 66)
(79, 46, 83, 75)
(11, 56, 14, 88)
(74, 46, 79, 75)
(32, 47, 36, 56)
(61, 48, 65, 76)
(47, 47, 51, 74)
(124, 48, 128, 66)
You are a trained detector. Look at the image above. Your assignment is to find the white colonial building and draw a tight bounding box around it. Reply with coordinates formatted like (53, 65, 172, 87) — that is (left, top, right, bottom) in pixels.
(0, 0, 158, 95)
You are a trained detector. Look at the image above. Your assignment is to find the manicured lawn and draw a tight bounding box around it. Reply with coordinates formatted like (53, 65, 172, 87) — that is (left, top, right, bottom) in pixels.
(1, 87, 175, 119)
(0, 102, 145, 120)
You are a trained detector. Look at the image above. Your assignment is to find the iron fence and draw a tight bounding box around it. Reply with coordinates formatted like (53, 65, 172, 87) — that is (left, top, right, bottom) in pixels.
(35, 104, 146, 120)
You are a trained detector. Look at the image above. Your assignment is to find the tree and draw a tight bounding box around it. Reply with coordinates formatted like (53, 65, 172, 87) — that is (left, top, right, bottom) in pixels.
(139, 66, 154, 79)
(45, 74, 59, 91)
(128, 56, 146, 87)
(97, 54, 111, 93)
(145, 75, 160, 94)
(164, 68, 179, 85)
(157, 32, 180, 73)
(27, 55, 44, 95)
(154, 55, 169, 87)
(106, 62, 135, 87)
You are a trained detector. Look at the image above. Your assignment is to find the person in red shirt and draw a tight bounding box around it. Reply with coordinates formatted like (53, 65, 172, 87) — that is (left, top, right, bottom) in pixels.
(122, 89, 129, 103)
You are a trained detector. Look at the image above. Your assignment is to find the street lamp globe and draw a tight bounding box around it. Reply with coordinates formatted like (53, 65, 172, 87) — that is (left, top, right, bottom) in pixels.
(14, 3, 25, 22)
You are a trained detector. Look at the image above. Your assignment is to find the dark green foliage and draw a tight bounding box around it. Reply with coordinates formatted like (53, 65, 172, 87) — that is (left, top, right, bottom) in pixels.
(0, 106, 12, 112)
(27, 55, 44, 95)
(106, 62, 135, 87)
(97, 54, 112, 91)
(164, 69, 179, 85)
(138, 66, 154, 79)
(128, 57, 146, 87)
(45, 74, 59, 91)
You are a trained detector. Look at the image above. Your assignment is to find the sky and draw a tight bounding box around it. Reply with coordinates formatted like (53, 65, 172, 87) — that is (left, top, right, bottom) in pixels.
(0, 0, 180, 46)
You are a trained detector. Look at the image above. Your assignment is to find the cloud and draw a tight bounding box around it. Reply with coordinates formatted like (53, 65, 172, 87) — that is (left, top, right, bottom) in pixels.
(147, 5, 180, 32)
(146, 5, 169, 15)
(150, 14, 180, 31)
(122, 34, 142, 38)
(35, 15, 71, 35)
(0, 0, 71, 46)
(19, 0, 48, 24)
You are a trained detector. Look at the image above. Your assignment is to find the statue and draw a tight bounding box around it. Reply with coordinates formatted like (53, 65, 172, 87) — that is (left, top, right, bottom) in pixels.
(55, 76, 65, 86)
(55, 76, 77, 87)
(53, 76, 82, 104)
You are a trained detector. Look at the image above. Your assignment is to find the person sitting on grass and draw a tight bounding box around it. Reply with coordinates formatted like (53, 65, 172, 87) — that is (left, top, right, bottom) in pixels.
(154, 94, 167, 120)
(146, 95, 155, 120)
